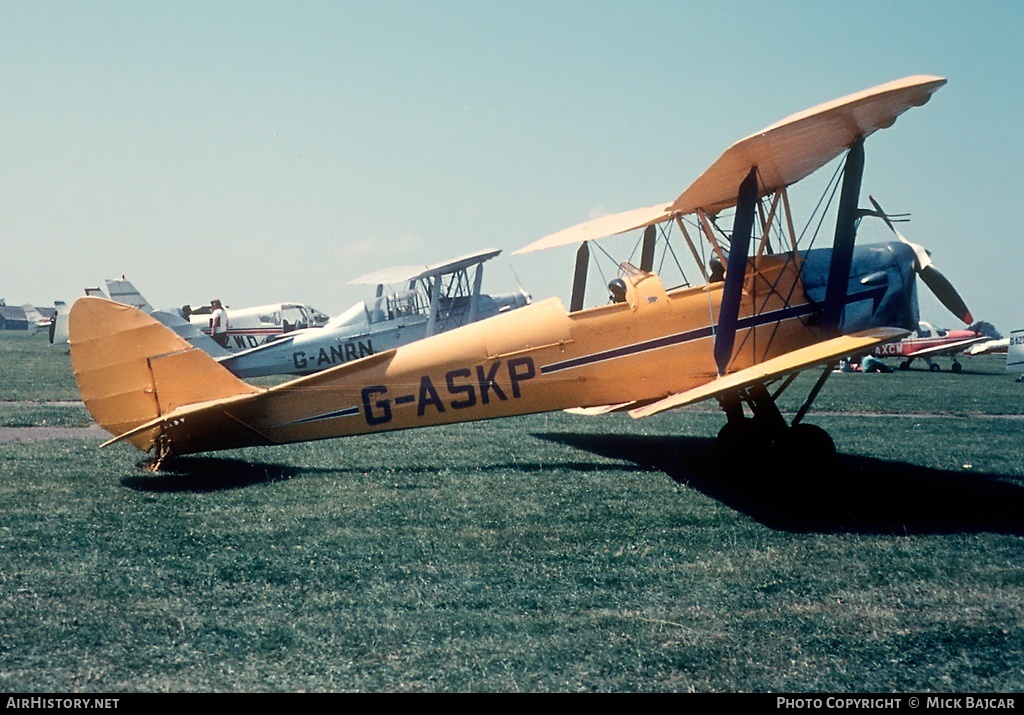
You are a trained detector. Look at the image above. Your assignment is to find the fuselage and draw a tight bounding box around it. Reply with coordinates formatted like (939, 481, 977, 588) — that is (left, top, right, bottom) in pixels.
(872, 322, 981, 359)
(150, 240, 919, 454)
(190, 302, 331, 352)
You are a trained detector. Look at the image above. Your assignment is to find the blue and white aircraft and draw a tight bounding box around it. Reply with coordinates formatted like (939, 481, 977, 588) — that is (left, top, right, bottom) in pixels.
(218, 248, 530, 378)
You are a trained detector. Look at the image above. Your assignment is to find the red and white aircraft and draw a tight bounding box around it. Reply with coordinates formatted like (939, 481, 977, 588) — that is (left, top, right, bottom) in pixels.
(860, 196, 982, 372)
(871, 321, 986, 372)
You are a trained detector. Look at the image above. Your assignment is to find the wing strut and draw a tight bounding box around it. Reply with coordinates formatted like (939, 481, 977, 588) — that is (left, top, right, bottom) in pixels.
(640, 225, 656, 273)
(713, 167, 758, 375)
(570, 243, 589, 312)
(426, 274, 441, 337)
(821, 136, 865, 335)
(792, 362, 837, 426)
(469, 263, 484, 322)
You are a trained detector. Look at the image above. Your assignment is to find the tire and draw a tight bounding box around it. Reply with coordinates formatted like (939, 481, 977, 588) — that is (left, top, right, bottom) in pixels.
(786, 423, 836, 465)
(929, 363, 941, 372)
(952, 362, 962, 373)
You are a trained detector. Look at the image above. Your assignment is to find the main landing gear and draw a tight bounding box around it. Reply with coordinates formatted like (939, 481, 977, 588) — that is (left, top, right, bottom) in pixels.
(715, 368, 837, 466)
(900, 357, 962, 373)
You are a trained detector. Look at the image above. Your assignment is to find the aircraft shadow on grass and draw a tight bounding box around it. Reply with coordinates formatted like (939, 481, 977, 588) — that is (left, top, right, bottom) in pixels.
(121, 453, 625, 493)
(118, 431, 1024, 536)
(533, 432, 1024, 536)
(120, 457, 315, 493)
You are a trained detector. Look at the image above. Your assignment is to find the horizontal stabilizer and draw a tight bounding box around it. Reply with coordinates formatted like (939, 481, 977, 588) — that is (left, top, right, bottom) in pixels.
(100, 391, 264, 448)
(150, 310, 233, 358)
(629, 328, 909, 419)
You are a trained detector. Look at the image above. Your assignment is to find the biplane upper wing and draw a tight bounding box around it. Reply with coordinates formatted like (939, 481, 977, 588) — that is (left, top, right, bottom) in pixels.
(514, 75, 945, 254)
(512, 205, 674, 255)
(669, 75, 946, 216)
(629, 327, 909, 419)
(348, 248, 502, 285)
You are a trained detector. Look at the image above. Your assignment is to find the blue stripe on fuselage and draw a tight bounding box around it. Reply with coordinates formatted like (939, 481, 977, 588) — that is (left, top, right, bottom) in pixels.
(273, 405, 362, 427)
(541, 287, 884, 375)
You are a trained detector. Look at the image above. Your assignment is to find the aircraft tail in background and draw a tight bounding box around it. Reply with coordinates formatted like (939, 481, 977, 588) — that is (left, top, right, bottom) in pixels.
(1008, 329, 1024, 381)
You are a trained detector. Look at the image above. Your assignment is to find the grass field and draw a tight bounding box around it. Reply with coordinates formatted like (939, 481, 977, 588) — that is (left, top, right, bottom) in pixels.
(1, 330, 1022, 692)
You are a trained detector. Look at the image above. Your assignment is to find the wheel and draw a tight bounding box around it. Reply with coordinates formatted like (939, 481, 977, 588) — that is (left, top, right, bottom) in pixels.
(785, 423, 836, 465)
(717, 419, 754, 452)
(900, 361, 911, 371)
(929, 363, 941, 372)
(952, 361, 962, 373)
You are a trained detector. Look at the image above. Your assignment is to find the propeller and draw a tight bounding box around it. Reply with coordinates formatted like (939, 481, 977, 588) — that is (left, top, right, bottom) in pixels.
(867, 195, 973, 324)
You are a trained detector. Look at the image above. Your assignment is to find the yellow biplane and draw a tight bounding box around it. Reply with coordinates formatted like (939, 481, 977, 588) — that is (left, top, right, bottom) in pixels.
(69, 75, 971, 469)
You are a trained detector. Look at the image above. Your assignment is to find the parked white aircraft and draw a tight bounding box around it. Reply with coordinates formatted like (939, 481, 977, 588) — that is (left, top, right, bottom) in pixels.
(83, 278, 330, 354)
(218, 248, 531, 378)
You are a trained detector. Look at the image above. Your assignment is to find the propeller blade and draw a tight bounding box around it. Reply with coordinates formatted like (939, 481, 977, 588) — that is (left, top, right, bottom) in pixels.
(868, 196, 972, 324)
(908, 240, 933, 272)
(868, 195, 899, 235)
(919, 265, 974, 324)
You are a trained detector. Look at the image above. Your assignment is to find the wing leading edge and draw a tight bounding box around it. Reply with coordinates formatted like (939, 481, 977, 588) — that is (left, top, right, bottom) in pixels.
(349, 248, 502, 285)
(629, 327, 910, 419)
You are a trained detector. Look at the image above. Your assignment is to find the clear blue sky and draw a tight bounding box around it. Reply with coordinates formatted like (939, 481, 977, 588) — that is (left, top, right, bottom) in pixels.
(3, 1, 1022, 334)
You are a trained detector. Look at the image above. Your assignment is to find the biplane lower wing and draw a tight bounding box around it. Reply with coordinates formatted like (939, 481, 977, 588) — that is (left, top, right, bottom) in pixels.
(629, 327, 910, 419)
(564, 401, 648, 416)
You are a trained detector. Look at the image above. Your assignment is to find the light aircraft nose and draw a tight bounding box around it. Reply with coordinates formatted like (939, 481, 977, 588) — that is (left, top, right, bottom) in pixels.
(800, 240, 920, 334)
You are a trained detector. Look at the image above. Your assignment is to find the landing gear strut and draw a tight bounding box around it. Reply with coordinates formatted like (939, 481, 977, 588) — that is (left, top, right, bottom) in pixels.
(141, 434, 175, 472)
(715, 365, 837, 464)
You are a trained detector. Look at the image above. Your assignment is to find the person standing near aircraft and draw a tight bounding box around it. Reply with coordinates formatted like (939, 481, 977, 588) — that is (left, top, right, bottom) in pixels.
(210, 299, 229, 348)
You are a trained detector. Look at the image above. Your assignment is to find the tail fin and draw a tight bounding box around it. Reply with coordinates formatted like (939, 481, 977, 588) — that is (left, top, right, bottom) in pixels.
(104, 278, 154, 313)
(69, 296, 261, 451)
(50, 301, 69, 345)
(1009, 329, 1024, 375)
(21, 304, 45, 335)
